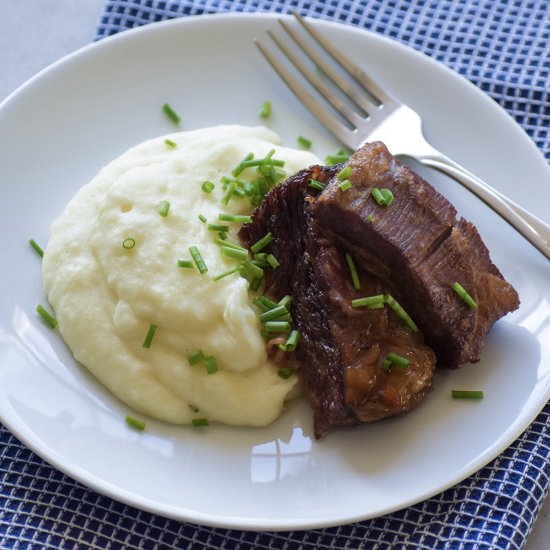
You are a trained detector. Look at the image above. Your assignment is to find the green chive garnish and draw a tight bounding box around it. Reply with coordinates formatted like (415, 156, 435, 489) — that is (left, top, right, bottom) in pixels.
(29, 239, 44, 257)
(204, 356, 218, 375)
(198, 214, 207, 223)
(308, 180, 326, 191)
(325, 151, 350, 165)
(259, 305, 289, 322)
(451, 390, 484, 399)
(162, 102, 181, 124)
(278, 295, 293, 310)
(297, 135, 312, 149)
(123, 237, 136, 249)
(218, 213, 252, 224)
(253, 296, 279, 312)
(345, 252, 361, 290)
(384, 352, 410, 370)
(242, 261, 264, 280)
(192, 418, 210, 427)
(337, 166, 352, 180)
(212, 266, 241, 281)
(277, 367, 294, 379)
(125, 415, 145, 431)
(366, 214, 374, 222)
(164, 138, 177, 148)
(371, 187, 394, 206)
(214, 238, 247, 251)
(384, 294, 418, 332)
(266, 254, 280, 268)
(201, 181, 215, 193)
(452, 282, 478, 310)
(221, 179, 236, 206)
(208, 224, 230, 233)
(265, 321, 291, 333)
(142, 324, 158, 348)
(189, 246, 208, 274)
(251, 232, 273, 254)
(178, 259, 194, 269)
(338, 180, 352, 191)
(158, 200, 170, 217)
(221, 245, 248, 262)
(351, 295, 385, 308)
(187, 350, 205, 365)
(36, 304, 57, 329)
(259, 100, 272, 119)
(279, 330, 300, 352)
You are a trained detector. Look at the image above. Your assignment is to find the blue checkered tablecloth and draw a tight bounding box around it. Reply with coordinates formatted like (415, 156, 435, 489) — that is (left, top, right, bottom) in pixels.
(1, 1, 549, 549)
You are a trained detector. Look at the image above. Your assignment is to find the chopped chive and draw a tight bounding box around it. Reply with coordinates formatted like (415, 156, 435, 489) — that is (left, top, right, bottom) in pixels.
(221, 179, 236, 206)
(259, 305, 289, 322)
(297, 135, 312, 149)
(266, 254, 280, 268)
(218, 231, 228, 240)
(251, 232, 273, 254)
(384, 294, 418, 332)
(198, 214, 207, 223)
(123, 237, 136, 249)
(201, 181, 215, 193)
(158, 200, 170, 217)
(265, 321, 291, 333)
(338, 180, 352, 191)
(189, 246, 208, 274)
(371, 187, 386, 205)
(125, 415, 145, 431)
(162, 102, 181, 124)
(277, 367, 294, 379)
(142, 324, 158, 348)
(451, 390, 484, 399)
(259, 100, 272, 119)
(249, 276, 264, 291)
(452, 282, 478, 310)
(232, 152, 254, 177)
(29, 239, 44, 257)
(221, 245, 248, 262)
(278, 295, 293, 311)
(204, 356, 218, 375)
(253, 296, 279, 311)
(214, 238, 247, 251)
(344, 253, 361, 290)
(371, 187, 394, 206)
(351, 295, 385, 308)
(178, 259, 194, 268)
(212, 266, 241, 281)
(308, 180, 326, 191)
(325, 153, 350, 165)
(164, 138, 177, 148)
(279, 330, 300, 352)
(242, 261, 264, 280)
(382, 357, 393, 372)
(337, 166, 352, 181)
(385, 352, 410, 370)
(192, 418, 210, 427)
(207, 224, 230, 233)
(218, 213, 252, 223)
(187, 350, 205, 365)
(36, 304, 57, 329)
(366, 214, 374, 222)
(380, 188, 394, 206)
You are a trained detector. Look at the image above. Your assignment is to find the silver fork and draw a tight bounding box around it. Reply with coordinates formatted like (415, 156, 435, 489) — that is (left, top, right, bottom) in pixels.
(255, 13, 550, 261)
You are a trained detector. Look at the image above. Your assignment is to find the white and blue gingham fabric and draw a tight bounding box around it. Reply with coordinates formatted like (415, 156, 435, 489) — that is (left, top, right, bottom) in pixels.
(1, 1, 549, 548)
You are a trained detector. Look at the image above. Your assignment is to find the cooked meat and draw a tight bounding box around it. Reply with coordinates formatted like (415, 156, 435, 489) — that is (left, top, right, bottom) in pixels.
(312, 142, 520, 369)
(240, 165, 436, 438)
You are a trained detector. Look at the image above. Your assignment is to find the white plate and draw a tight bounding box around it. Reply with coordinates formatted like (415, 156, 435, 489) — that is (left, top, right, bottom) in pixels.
(1, 13, 549, 531)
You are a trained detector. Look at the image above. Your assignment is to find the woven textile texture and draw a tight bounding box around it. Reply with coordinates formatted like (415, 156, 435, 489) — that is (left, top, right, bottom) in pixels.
(2, 1, 549, 549)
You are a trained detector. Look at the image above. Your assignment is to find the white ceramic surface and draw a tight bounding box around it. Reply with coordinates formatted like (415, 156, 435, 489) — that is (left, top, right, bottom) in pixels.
(1, 13, 549, 531)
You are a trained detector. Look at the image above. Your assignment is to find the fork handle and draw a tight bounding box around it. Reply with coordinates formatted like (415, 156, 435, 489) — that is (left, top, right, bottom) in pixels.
(417, 153, 550, 262)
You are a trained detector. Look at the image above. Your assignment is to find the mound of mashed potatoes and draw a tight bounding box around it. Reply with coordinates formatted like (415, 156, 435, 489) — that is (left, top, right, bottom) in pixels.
(42, 125, 320, 427)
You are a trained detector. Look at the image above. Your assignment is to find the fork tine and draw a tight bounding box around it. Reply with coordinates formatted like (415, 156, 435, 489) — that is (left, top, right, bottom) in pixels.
(254, 38, 359, 146)
(277, 18, 376, 116)
(265, 29, 365, 130)
(292, 12, 400, 109)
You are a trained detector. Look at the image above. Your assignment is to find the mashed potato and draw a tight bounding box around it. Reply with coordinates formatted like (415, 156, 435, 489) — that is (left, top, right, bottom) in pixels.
(42, 125, 320, 426)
